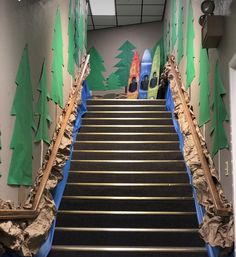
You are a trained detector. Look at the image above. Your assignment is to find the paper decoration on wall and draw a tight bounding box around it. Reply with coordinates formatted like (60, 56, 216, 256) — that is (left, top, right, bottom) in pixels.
(83, 2, 88, 49)
(8, 45, 35, 186)
(67, 0, 75, 78)
(139, 49, 152, 99)
(127, 51, 140, 99)
(148, 45, 160, 99)
(79, 0, 87, 55)
(114, 40, 136, 87)
(35, 61, 52, 145)
(199, 47, 210, 127)
(171, 0, 177, 51)
(186, 0, 195, 89)
(74, 0, 80, 66)
(211, 60, 229, 156)
(87, 47, 107, 91)
(177, 2, 184, 64)
(106, 73, 121, 90)
(151, 37, 165, 73)
(166, 21, 171, 57)
(51, 8, 64, 108)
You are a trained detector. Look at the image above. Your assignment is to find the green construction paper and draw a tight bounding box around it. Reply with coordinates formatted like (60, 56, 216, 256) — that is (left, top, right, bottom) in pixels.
(177, 2, 184, 64)
(74, 0, 80, 66)
(67, 0, 75, 78)
(114, 40, 136, 87)
(79, 0, 85, 55)
(166, 21, 171, 57)
(199, 47, 210, 127)
(52, 8, 64, 108)
(106, 73, 122, 90)
(171, 0, 177, 51)
(151, 37, 165, 72)
(83, 0, 88, 49)
(87, 47, 107, 91)
(211, 61, 229, 156)
(8, 45, 35, 186)
(186, 0, 195, 89)
(163, 19, 167, 61)
(35, 61, 52, 145)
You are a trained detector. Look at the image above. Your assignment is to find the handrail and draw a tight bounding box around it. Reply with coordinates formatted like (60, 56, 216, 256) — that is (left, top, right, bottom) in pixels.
(0, 55, 90, 220)
(168, 56, 231, 216)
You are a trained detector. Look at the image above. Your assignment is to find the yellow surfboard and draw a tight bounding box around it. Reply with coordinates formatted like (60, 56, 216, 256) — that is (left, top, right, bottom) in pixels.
(127, 51, 140, 99)
(148, 46, 160, 99)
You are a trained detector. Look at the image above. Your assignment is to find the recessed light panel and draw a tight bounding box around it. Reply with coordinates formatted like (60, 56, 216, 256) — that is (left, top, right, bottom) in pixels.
(90, 0, 115, 15)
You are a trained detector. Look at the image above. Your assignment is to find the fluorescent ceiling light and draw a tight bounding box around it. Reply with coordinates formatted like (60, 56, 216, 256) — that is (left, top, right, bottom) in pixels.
(90, 0, 115, 15)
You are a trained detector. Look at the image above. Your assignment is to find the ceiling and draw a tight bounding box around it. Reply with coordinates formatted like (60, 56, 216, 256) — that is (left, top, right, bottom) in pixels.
(87, 0, 166, 31)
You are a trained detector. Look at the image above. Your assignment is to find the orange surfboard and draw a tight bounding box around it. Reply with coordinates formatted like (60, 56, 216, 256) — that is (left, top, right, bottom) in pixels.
(127, 51, 140, 99)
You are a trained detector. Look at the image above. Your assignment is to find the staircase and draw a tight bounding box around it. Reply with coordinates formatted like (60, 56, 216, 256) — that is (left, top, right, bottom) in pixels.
(49, 99, 208, 257)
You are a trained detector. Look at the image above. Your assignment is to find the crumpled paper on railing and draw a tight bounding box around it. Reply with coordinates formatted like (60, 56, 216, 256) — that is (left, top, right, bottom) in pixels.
(0, 56, 90, 256)
(161, 56, 234, 249)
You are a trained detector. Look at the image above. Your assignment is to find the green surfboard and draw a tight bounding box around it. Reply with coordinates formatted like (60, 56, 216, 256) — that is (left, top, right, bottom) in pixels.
(148, 46, 160, 99)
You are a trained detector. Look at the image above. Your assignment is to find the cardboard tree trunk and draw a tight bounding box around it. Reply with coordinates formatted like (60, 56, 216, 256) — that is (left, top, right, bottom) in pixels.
(35, 61, 52, 145)
(8, 46, 35, 186)
(51, 8, 64, 108)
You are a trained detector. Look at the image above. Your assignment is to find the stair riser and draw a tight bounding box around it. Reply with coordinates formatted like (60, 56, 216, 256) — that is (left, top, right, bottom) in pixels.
(84, 113, 171, 118)
(79, 126, 176, 133)
(87, 106, 167, 111)
(82, 119, 173, 125)
(86, 100, 166, 105)
(49, 250, 208, 257)
(53, 230, 204, 247)
(70, 161, 186, 171)
(72, 152, 183, 160)
(55, 213, 198, 228)
(64, 185, 192, 197)
(67, 173, 189, 183)
(73, 142, 180, 150)
(76, 134, 179, 141)
(59, 199, 195, 212)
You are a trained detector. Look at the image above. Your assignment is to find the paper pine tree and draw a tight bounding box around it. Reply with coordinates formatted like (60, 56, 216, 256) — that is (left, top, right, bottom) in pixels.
(8, 46, 35, 186)
(79, 0, 85, 55)
(74, 0, 80, 66)
(67, 0, 75, 78)
(166, 21, 171, 57)
(35, 61, 52, 145)
(186, 0, 195, 89)
(114, 40, 136, 87)
(87, 47, 107, 91)
(199, 47, 210, 127)
(177, 3, 184, 64)
(163, 20, 167, 61)
(211, 61, 229, 156)
(106, 73, 121, 90)
(52, 8, 64, 108)
(171, 0, 177, 51)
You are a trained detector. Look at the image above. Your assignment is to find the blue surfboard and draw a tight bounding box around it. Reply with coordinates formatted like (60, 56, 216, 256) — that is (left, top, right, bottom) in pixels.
(138, 49, 152, 99)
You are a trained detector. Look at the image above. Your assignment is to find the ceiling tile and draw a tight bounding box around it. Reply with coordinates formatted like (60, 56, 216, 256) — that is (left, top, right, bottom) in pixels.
(142, 15, 162, 22)
(116, 0, 142, 4)
(143, 0, 165, 4)
(117, 5, 141, 16)
(93, 15, 116, 25)
(143, 4, 164, 16)
(88, 15, 93, 26)
(118, 16, 140, 26)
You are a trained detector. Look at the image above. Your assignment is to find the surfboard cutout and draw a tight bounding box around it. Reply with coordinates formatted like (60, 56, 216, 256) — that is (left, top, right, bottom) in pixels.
(127, 51, 140, 99)
(138, 49, 152, 99)
(148, 45, 160, 99)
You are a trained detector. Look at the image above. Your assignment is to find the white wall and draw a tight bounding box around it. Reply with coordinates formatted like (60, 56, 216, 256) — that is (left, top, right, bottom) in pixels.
(0, 0, 76, 203)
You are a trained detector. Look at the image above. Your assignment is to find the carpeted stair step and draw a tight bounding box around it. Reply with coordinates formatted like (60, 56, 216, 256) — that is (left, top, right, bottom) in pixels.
(87, 105, 167, 111)
(59, 197, 195, 211)
(55, 212, 198, 228)
(67, 171, 189, 183)
(86, 99, 166, 105)
(53, 228, 204, 247)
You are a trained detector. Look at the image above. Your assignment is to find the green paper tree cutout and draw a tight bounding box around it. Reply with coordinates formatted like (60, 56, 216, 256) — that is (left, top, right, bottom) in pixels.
(106, 73, 122, 90)
(35, 61, 52, 145)
(171, 0, 177, 51)
(79, 0, 85, 55)
(67, 0, 75, 78)
(87, 47, 107, 91)
(74, 0, 81, 66)
(211, 61, 229, 156)
(114, 40, 136, 87)
(83, 1, 88, 50)
(177, 2, 184, 64)
(151, 37, 165, 73)
(186, 0, 195, 89)
(199, 47, 210, 127)
(163, 19, 167, 61)
(8, 45, 35, 186)
(52, 8, 64, 108)
(166, 21, 171, 57)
